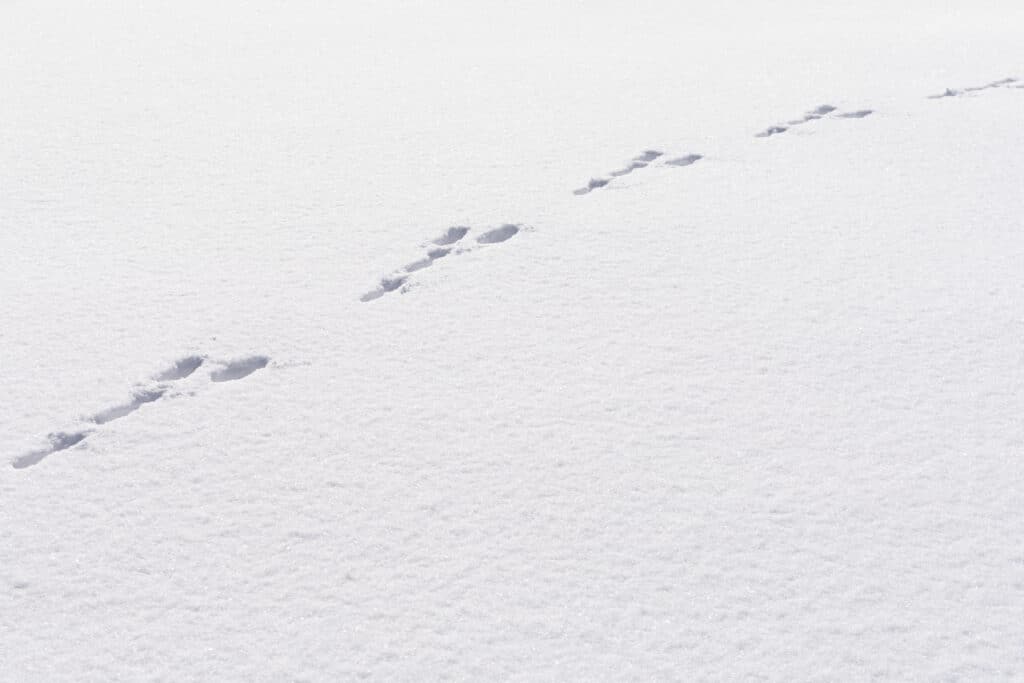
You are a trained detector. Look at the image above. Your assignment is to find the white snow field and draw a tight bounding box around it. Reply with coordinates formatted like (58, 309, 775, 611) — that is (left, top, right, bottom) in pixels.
(3, 1, 1024, 679)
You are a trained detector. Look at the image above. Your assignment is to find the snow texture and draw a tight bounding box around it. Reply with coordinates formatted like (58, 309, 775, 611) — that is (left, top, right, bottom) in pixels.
(3, 0, 1024, 679)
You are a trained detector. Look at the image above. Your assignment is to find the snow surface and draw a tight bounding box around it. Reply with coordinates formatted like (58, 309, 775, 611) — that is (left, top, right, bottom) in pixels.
(3, 1, 1024, 679)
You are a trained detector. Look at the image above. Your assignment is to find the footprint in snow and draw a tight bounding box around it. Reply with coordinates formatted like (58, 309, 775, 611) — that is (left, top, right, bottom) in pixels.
(12, 431, 90, 469)
(756, 125, 789, 138)
(573, 177, 611, 195)
(756, 104, 873, 137)
(360, 224, 522, 301)
(835, 109, 873, 119)
(91, 388, 166, 425)
(574, 150, 663, 195)
(756, 104, 835, 137)
(431, 226, 470, 246)
(405, 247, 452, 273)
(665, 154, 703, 167)
(87, 355, 205, 427)
(793, 104, 837, 122)
(928, 77, 1017, 99)
(211, 356, 271, 382)
(575, 149, 705, 194)
(360, 275, 409, 302)
(476, 224, 519, 244)
(11, 354, 268, 468)
(154, 355, 204, 381)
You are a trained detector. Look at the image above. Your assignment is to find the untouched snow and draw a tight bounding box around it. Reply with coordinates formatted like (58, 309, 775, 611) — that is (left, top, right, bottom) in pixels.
(3, 1, 1024, 679)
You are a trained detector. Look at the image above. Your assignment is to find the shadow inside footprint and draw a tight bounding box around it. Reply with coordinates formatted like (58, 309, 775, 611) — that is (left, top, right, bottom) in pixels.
(666, 154, 703, 167)
(756, 125, 788, 138)
(932, 78, 1017, 98)
(609, 161, 647, 177)
(360, 275, 408, 302)
(965, 78, 1016, 92)
(91, 389, 166, 425)
(211, 356, 270, 382)
(635, 150, 663, 162)
(155, 356, 204, 381)
(404, 247, 453, 274)
(433, 226, 470, 245)
(836, 109, 873, 119)
(12, 431, 89, 469)
(574, 178, 609, 195)
(404, 257, 434, 272)
(787, 105, 836, 125)
(477, 224, 519, 244)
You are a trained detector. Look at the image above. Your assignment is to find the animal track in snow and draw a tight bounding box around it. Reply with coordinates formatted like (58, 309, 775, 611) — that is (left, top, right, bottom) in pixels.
(14, 75, 1015, 466)
(964, 77, 1017, 92)
(756, 125, 789, 138)
(360, 275, 409, 302)
(788, 104, 837, 124)
(91, 388, 166, 425)
(211, 356, 271, 382)
(12, 431, 90, 470)
(431, 226, 470, 246)
(573, 177, 611, 195)
(574, 150, 663, 195)
(835, 109, 873, 119)
(756, 105, 836, 137)
(609, 163, 645, 177)
(666, 154, 703, 167)
(477, 224, 519, 244)
(12, 354, 270, 468)
(155, 355, 204, 381)
(88, 355, 203, 425)
(360, 225, 522, 301)
(928, 77, 1017, 99)
(757, 105, 874, 137)
(405, 247, 451, 273)
(360, 226, 472, 301)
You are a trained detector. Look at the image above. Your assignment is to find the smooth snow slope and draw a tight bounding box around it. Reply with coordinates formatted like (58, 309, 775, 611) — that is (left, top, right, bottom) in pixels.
(3, 1, 1024, 680)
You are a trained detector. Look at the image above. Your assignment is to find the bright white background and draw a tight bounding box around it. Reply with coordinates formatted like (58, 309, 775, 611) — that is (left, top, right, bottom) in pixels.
(2, 1, 1024, 679)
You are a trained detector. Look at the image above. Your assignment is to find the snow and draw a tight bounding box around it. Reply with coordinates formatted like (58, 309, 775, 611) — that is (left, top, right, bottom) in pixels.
(3, 1, 1024, 679)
